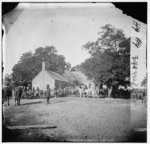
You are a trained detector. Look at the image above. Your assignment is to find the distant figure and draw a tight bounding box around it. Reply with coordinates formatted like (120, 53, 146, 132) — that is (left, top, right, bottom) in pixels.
(14, 86, 22, 105)
(2, 86, 12, 106)
(36, 87, 40, 98)
(40, 90, 44, 98)
(78, 86, 86, 98)
(57, 88, 63, 97)
(32, 87, 35, 97)
(46, 84, 51, 104)
(21, 87, 26, 98)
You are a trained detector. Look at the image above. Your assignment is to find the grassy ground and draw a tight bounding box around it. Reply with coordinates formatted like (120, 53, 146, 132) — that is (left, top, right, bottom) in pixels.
(3, 96, 147, 142)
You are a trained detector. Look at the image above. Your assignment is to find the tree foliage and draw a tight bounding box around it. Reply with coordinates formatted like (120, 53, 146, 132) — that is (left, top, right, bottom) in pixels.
(71, 65, 81, 72)
(3, 74, 13, 87)
(80, 24, 130, 97)
(12, 46, 71, 83)
(83, 24, 126, 56)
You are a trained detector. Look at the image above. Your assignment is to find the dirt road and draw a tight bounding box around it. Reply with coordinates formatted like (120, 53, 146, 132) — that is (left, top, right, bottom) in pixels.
(3, 96, 146, 142)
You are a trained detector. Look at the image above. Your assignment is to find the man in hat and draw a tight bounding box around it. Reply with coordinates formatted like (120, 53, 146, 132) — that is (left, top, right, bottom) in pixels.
(46, 84, 51, 104)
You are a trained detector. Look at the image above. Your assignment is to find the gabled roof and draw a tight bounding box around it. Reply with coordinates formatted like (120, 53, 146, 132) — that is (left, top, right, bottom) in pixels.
(46, 70, 69, 83)
(63, 70, 93, 84)
(71, 71, 89, 83)
(63, 70, 77, 82)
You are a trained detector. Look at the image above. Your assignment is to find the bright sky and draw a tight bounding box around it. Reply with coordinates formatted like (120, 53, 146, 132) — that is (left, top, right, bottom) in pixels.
(3, 3, 133, 76)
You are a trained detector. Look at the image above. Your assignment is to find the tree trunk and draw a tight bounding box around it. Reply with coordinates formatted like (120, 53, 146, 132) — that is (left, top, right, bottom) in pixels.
(108, 86, 113, 98)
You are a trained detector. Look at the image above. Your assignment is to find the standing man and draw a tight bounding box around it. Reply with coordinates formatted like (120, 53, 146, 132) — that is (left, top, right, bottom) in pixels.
(46, 84, 51, 104)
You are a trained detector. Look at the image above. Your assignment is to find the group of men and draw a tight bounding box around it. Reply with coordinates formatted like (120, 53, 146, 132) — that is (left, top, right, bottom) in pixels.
(3, 83, 99, 106)
(2, 84, 52, 105)
(2, 85, 22, 106)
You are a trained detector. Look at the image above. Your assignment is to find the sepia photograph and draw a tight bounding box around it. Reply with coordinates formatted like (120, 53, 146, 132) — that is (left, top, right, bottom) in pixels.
(1, 2, 147, 142)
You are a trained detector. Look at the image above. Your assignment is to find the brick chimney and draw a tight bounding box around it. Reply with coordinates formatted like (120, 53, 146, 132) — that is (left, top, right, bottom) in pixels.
(42, 61, 45, 71)
(42, 51, 46, 71)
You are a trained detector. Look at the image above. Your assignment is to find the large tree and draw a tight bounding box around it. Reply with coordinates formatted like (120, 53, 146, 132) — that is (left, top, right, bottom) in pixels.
(80, 24, 130, 98)
(12, 46, 71, 84)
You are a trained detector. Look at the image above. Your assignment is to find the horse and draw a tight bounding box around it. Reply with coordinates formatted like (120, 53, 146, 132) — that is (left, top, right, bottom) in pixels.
(2, 86, 12, 106)
(57, 88, 64, 97)
(14, 86, 22, 106)
(51, 88, 64, 98)
(86, 87, 101, 98)
(77, 86, 87, 98)
(131, 88, 147, 106)
(84, 88, 94, 98)
(137, 90, 147, 106)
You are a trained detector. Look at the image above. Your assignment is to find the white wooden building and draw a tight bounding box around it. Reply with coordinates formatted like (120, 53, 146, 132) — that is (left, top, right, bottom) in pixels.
(63, 70, 95, 89)
(32, 61, 69, 91)
(72, 71, 95, 89)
